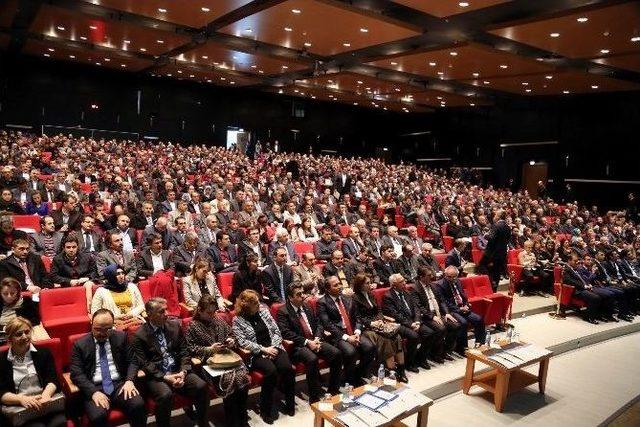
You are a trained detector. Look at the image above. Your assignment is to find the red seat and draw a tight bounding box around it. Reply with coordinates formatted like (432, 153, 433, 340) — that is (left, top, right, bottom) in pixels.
(507, 249, 523, 265)
(416, 224, 426, 238)
(216, 272, 234, 300)
(434, 253, 447, 269)
(472, 275, 512, 325)
(41, 255, 53, 273)
(293, 241, 314, 258)
(394, 215, 405, 229)
(12, 214, 41, 233)
(137, 279, 153, 302)
(554, 282, 587, 309)
(39, 287, 90, 363)
(270, 302, 284, 319)
(372, 288, 387, 308)
(442, 236, 454, 252)
(471, 236, 479, 250)
(471, 249, 483, 264)
(80, 183, 92, 194)
(376, 207, 384, 219)
(338, 225, 351, 238)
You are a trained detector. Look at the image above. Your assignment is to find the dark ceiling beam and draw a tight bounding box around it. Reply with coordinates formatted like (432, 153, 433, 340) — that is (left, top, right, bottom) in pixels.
(6, 0, 45, 54)
(204, 0, 288, 32)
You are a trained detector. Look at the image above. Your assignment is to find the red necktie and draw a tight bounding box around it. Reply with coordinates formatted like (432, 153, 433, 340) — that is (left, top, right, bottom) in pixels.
(336, 297, 353, 335)
(298, 308, 313, 338)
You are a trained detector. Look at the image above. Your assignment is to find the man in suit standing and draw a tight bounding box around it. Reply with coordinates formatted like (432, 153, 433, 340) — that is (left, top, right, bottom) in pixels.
(137, 233, 174, 278)
(334, 172, 352, 197)
(77, 215, 104, 255)
(480, 210, 511, 291)
(31, 215, 63, 257)
(70, 309, 147, 427)
(262, 247, 294, 303)
(96, 230, 138, 282)
(0, 237, 51, 292)
(436, 266, 485, 353)
(317, 276, 375, 386)
(132, 298, 208, 427)
(276, 283, 342, 403)
(383, 274, 434, 371)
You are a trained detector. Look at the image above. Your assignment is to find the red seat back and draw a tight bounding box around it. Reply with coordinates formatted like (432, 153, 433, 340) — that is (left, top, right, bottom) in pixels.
(293, 241, 314, 258)
(553, 266, 562, 283)
(137, 280, 152, 302)
(12, 215, 41, 233)
(39, 287, 88, 321)
(307, 297, 318, 314)
(507, 249, 522, 265)
(216, 272, 234, 299)
(434, 253, 447, 269)
(270, 302, 284, 319)
(338, 225, 350, 238)
(442, 236, 454, 252)
(460, 277, 475, 298)
(471, 275, 493, 297)
(471, 236, 478, 250)
(372, 288, 387, 308)
(394, 215, 405, 229)
(471, 249, 483, 264)
(41, 255, 52, 273)
(416, 224, 426, 238)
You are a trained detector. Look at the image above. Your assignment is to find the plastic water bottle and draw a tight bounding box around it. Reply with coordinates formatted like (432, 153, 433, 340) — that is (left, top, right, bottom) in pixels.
(377, 364, 385, 385)
(485, 328, 492, 347)
(385, 370, 397, 387)
(342, 382, 352, 403)
(506, 326, 514, 343)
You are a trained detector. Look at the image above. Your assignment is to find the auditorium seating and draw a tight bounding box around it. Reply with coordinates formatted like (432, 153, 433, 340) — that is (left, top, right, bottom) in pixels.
(217, 271, 235, 300)
(12, 214, 41, 232)
(293, 241, 314, 258)
(442, 235, 454, 252)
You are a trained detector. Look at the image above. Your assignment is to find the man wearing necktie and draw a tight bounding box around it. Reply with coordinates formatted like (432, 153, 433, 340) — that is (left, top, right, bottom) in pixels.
(131, 298, 209, 427)
(70, 309, 146, 427)
(382, 274, 434, 372)
(262, 247, 293, 303)
(276, 283, 343, 403)
(318, 276, 375, 387)
(563, 254, 606, 324)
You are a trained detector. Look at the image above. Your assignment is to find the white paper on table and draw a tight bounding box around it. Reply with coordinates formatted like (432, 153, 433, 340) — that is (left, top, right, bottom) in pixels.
(363, 384, 378, 392)
(373, 389, 396, 401)
(376, 397, 406, 419)
(397, 388, 432, 408)
(350, 406, 388, 426)
(336, 411, 370, 427)
(355, 393, 386, 411)
(203, 365, 235, 379)
(318, 402, 334, 412)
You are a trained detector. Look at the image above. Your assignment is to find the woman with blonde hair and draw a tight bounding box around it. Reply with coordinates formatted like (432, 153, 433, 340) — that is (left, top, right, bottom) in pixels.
(182, 257, 227, 310)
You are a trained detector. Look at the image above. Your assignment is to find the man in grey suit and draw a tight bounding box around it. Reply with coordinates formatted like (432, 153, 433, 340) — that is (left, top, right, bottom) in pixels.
(31, 215, 63, 257)
(96, 230, 138, 282)
(196, 215, 220, 247)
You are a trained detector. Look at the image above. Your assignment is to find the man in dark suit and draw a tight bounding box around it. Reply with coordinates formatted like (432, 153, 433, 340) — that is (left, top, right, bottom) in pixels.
(341, 226, 365, 260)
(436, 266, 485, 353)
(0, 237, 51, 292)
(131, 297, 209, 427)
(416, 243, 443, 277)
(322, 250, 356, 292)
(276, 283, 342, 403)
(167, 217, 188, 251)
(411, 267, 457, 361)
(382, 274, 434, 371)
(51, 193, 82, 232)
(131, 201, 159, 230)
(50, 236, 98, 287)
(479, 210, 511, 291)
(563, 254, 605, 324)
(314, 227, 337, 262)
(267, 229, 298, 265)
(70, 309, 147, 427)
(141, 218, 171, 251)
(77, 215, 105, 254)
(30, 215, 63, 257)
(397, 244, 420, 282)
(40, 179, 62, 204)
(237, 226, 268, 267)
(317, 276, 375, 386)
(172, 232, 204, 277)
(445, 239, 468, 276)
(364, 225, 384, 258)
(373, 245, 403, 287)
(137, 232, 174, 278)
(334, 172, 352, 196)
(205, 231, 239, 273)
(160, 190, 178, 214)
(262, 247, 294, 303)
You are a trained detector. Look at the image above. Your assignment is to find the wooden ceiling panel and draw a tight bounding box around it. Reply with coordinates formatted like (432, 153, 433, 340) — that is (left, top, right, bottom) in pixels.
(461, 70, 640, 95)
(0, 0, 19, 28)
(86, 0, 254, 28)
(30, 5, 190, 56)
(489, 2, 640, 59)
(302, 72, 418, 96)
(219, 0, 420, 56)
(379, 89, 490, 107)
(593, 53, 640, 74)
(176, 42, 309, 76)
(368, 43, 554, 81)
(155, 63, 258, 87)
(392, 0, 510, 18)
(22, 39, 153, 71)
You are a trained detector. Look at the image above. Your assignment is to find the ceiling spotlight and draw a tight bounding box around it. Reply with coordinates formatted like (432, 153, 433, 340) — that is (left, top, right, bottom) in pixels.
(282, 65, 288, 69)
(470, 103, 475, 106)
(304, 42, 312, 47)
(483, 81, 490, 85)
(459, 2, 470, 7)
(120, 64, 126, 67)
(563, 90, 570, 94)
(577, 17, 588, 23)
(69, 55, 75, 58)
(103, 58, 110, 62)
(353, 102, 358, 105)
(124, 40, 131, 44)
(139, 47, 147, 52)
(591, 85, 599, 89)
(550, 32, 560, 38)
(291, 8, 301, 13)
(201, 7, 210, 12)
(360, 28, 368, 33)
(522, 82, 529, 86)
(177, 70, 182, 73)
(343, 42, 351, 47)
(632, 36, 640, 42)
(43, 53, 50, 57)
(230, 81, 236, 85)
(251, 65, 257, 68)
(545, 75, 553, 79)
(472, 72, 479, 77)
(450, 51, 458, 56)
(220, 77, 226, 81)
(499, 64, 508, 69)
(156, 39, 164, 44)
(47, 48, 55, 52)
(525, 89, 532, 93)
(394, 88, 401, 92)
(201, 55, 208, 59)
(357, 80, 363, 84)
(89, 25, 97, 30)
(189, 74, 194, 78)
(600, 49, 610, 54)
(429, 62, 436, 66)
(56, 26, 65, 31)
(284, 27, 293, 32)
(391, 61, 398, 65)
(80, 36, 87, 40)
(258, 70, 264, 74)
(278, 89, 284, 94)
(158, 8, 167, 13)
(96, 62, 102, 66)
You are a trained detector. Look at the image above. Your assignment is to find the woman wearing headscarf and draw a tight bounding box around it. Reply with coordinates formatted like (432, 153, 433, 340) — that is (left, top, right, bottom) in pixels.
(90, 264, 145, 329)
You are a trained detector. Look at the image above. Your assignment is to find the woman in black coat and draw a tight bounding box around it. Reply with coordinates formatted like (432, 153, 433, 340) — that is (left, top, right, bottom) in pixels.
(230, 254, 263, 303)
(0, 317, 66, 427)
(0, 277, 40, 328)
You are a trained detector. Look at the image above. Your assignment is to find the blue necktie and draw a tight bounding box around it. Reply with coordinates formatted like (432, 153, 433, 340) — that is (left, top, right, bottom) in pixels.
(155, 328, 175, 373)
(98, 342, 114, 395)
(278, 267, 285, 301)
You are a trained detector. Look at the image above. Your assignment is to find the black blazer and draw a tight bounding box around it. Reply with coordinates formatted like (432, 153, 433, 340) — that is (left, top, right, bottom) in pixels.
(372, 258, 402, 287)
(445, 249, 462, 269)
(205, 245, 239, 273)
(0, 346, 59, 398)
(231, 270, 263, 303)
(382, 288, 420, 327)
(435, 278, 469, 314)
(562, 267, 588, 293)
(322, 261, 356, 284)
(51, 209, 82, 231)
(50, 252, 97, 286)
(411, 281, 444, 321)
(137, 248, 174, 278)
(70, 331, 138, 399)
(0, 296, 40, 326)
(131, 320, 191, 380)
(261, 263, 294, 304)
(237, 240, 267, 265)
(0, 253, 52, 290)
(317, 294, 358, 344)
(76, 230, 105, 254)
(276, 301, 323, 348)
(483, 220, 510, 261)
(352, 291, 381, 329)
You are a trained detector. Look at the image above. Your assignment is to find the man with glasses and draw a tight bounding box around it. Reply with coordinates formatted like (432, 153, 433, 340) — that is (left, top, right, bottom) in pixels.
(276, 283, 342, 403)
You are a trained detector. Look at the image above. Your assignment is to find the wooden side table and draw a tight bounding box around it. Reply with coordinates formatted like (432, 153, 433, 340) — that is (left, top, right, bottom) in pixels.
(463, 344, 551, 412)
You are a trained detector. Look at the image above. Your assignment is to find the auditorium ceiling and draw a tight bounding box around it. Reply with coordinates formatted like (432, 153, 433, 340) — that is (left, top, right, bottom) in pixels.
(1, 0, 640, 113)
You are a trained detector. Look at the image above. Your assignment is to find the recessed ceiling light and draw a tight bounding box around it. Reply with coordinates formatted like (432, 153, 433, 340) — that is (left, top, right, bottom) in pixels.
(89, 25, 97, 30)
(429, 62, 436, 66)
(282, 65, 288, 69)
(577, 17, 588, 23)
(69, 55, 75, 58)
(177, 70, 182, 73)
(436, 96, 443, 100)
(244, 27, 252, 33)
(47, 48, 55, 52)
(96, 62, 101, 66)
(343, 42, 351, 47)
(450, 51, 458, 56)
(284, 27, 293, 32)
(360, 28, 368, 33)
(156, 40, 164, 44)
(563, 90, 570, 94)
(104, 58, 110, 62)
(353, 102, 358, 105)
(206, 79, 211, 82)
(304, 42, 312, 47)
(550, 32, 560, 38)
(459, 2, 470, 7)
(120, 64, 126, 67)
(80, 36, 87, 40)
(632, 36, 640, 42)
(201, 7, 210, 12)
(139, 48, 146, 52)
(278, 89, 284, 94)
(545, 75, 553, 79)
(291, 8, 301, 14)
(470, 103, 475, 106)
(472, 72, 479, 77)
(251, 65, 257, 68)
(220, 77, 226, 81)
(525, 89, 532, 93)
(56, 26, 65, 31)
(394, 88, 401, 92)
(600, 49, 610, 54)
(536, 57, 544, 62)
(158, 8, 167, 13)
(124, 40, 131, 44)
(258, 70, 264, 74)
(437, 71, 444, 75)
(390, 61, 398, 65)
(499, 64, 508, 69)
(201, 55, 208, 59)
(189, 74, 194, 78)
(522, 82, 529, 86)
(591, 85, 599, 89)
(43, 53, 50, 57)
(483, 81, 490, 85)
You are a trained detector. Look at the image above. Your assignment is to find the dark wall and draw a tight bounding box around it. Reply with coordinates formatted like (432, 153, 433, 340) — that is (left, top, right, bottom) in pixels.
(1, 55, 639, 209)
